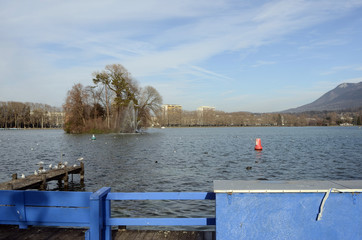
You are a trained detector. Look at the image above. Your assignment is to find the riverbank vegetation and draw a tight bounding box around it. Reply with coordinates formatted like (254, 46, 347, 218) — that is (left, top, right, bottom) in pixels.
(0, 101, 63, 128)
(63, 64, 163, 134)
(1, 101, 360, 130)
(161, 109, 362, 127)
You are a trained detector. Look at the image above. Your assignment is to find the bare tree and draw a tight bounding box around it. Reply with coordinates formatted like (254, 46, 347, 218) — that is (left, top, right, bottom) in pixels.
(138, 86, 163, 129)
(63, 83, 90, 133)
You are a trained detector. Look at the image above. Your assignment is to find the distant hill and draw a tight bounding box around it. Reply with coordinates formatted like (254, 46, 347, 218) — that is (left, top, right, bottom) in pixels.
(283, 82, 362, 113)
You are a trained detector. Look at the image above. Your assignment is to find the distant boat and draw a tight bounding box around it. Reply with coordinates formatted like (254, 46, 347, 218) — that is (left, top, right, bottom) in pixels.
(91, 134, 96, 140)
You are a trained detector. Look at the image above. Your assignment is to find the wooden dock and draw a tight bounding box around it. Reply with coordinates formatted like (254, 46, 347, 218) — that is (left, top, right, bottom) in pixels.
(0, 162, 84, 190)
(0, 225, 214, 240)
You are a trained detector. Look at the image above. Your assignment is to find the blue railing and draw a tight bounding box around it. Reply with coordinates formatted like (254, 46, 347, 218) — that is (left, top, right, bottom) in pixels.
(0, 188, 215, 240)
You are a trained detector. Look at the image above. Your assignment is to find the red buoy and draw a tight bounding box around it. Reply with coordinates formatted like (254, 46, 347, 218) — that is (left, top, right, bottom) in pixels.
(255, 138, 262, 151)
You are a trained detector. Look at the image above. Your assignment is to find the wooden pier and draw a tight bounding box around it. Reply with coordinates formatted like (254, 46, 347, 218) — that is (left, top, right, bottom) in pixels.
(0, 162, 84, 190)
(0, 225, 214, 240)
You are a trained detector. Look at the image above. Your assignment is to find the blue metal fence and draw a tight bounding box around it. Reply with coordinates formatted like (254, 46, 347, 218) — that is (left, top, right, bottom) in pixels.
(0, 188, 215, 240)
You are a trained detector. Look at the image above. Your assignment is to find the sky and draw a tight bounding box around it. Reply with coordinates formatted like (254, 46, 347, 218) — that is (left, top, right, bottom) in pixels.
(1, 0, 362, 113)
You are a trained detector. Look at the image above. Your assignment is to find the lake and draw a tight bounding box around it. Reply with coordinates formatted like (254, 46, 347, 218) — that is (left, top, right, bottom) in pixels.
(1, 127, 361, 229)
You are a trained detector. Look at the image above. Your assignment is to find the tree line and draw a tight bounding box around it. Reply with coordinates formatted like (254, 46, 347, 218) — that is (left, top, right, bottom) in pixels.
(0, 101, 63, 128)
(63, 64, 163, 133)
(161, 109, 362, 127)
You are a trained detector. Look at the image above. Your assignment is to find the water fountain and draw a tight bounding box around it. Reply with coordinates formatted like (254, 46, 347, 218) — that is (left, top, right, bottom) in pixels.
(120, 101, 140, 133)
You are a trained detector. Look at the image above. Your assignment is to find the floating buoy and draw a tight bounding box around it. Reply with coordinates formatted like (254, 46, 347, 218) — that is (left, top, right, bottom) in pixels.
(91, 134, 96, 140)
(255, 138, 263, 151)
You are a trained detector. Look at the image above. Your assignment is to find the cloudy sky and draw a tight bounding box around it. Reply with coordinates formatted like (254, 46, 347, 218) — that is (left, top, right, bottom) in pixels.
(1, 0, 362, 112)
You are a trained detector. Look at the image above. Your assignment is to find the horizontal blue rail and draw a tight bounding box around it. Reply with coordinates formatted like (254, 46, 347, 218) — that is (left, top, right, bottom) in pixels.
(105, 192, 216, 229)
(106, 192, 215, 200)
(0, 188, 215, 240)
(107, 217, 216, 226)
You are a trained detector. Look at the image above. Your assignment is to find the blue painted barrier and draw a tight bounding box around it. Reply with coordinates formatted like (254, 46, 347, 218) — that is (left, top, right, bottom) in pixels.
(0, 189, 215, 240)
(0, 190, 92, 229)
(1, 180, 362, 240)
(214, 180, 362, 240)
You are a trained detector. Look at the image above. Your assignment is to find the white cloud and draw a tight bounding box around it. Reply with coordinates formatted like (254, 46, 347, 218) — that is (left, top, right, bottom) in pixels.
(251, 61, 276, 68)
(321, 65, 362, 75)
(1, 0, 362, 111)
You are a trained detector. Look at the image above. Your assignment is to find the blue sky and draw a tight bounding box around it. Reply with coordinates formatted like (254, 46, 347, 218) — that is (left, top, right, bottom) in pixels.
(1, 0, 362, 112)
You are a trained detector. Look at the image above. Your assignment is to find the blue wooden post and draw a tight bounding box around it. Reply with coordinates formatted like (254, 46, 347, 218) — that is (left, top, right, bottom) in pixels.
(89, 187, 111, 240)
(14, 191, 27, 229)
(104, 198, 111, 240)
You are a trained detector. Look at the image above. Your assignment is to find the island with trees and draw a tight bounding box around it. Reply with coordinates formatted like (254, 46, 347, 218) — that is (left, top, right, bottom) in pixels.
(63, 64, 163, 134)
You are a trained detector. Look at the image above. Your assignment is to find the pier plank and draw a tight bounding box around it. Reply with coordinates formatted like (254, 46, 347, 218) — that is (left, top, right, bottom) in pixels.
(0, 225, 86, 240)
(0, 226, 213, 240)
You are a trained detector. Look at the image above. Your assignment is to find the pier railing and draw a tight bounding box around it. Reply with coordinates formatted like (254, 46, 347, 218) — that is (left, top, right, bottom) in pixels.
(0, 187, 215, 240)
(3, 180, 361, 240)
(106, 192, 216, 226)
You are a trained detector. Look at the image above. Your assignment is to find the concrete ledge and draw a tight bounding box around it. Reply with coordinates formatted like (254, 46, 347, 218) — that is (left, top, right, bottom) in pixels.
(214, 180, 362, 193)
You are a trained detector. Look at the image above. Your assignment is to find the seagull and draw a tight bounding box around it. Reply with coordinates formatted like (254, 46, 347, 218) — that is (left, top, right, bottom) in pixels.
(49, 164, 52, 169)
(77, 157, 84, 161)
(41, 169, 46, 173)
(21, 174, 25, 178)
(73, 164, 77, 167)
(54, 165, 58, 169)
(64, 161, 68, 166)
(34, 170, 38, 175)
(38, 161, 44, 165)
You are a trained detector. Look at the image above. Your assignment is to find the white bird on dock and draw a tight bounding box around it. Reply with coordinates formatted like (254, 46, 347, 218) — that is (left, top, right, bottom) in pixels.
(77, 157, 84, 161)
(49, 164, 52, 169)
(41, 169, 46, 173)
(64, 161, 68, 166)
(73, 164, 77, 167)
(34, 170, 38, 175)
(54, 165, 58, 169)
(21, 174, 25, 178)
(38, 161, 44, 165)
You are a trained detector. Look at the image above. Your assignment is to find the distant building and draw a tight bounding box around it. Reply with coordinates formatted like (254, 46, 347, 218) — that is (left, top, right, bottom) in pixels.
(162, 104, 182, 126)
(29, 110, 64, 128)
(197, 106, 215, 126)
(197, 106, 215, 112)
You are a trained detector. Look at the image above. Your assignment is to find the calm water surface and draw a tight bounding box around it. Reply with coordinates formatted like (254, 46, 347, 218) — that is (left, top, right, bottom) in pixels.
(1, 127, 361, 229)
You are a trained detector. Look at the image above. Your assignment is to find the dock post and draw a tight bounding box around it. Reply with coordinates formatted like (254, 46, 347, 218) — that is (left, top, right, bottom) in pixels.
(63, 169, 69, 190)
(57, 162, 63, 187)
(6, 182, 13, 190)
(80, 162, 84, 184)
(40, 175, 47, 191)
(12, 173, 17, 180)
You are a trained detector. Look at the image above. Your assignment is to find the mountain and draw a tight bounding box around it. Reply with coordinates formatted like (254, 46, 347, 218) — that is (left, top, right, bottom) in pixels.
(284, 82, 362, 113)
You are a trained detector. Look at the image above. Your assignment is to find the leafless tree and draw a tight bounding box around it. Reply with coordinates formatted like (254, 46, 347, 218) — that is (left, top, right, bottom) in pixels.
(63, 83, 90, 133)
(138, 86, 163, 129)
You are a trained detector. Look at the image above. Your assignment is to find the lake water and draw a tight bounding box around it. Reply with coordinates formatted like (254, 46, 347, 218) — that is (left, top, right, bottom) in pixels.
(1, 127, 362, 229)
